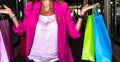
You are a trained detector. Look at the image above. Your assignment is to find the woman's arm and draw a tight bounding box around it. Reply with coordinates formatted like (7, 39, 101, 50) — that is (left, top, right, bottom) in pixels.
(0, 5, 27, 36)
(76, 3, 100, 31)
(0, 5, 19, 27)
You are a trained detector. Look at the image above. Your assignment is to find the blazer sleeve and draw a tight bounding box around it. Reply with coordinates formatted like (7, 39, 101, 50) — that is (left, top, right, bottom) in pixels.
(12, 2, 33, 36)
(63, 2, 81, 39)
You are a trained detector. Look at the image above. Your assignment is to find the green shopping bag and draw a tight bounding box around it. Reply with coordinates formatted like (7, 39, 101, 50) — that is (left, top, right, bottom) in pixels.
(81, 15, 95, 62)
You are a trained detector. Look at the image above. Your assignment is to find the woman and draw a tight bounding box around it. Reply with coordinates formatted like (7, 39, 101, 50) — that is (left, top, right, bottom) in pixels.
(0, 0, 99, 62)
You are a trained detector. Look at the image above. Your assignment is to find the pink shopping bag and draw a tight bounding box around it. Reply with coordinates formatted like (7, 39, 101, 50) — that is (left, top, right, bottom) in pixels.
(0, 19, 14, 62)
(0, 30, 9, 62)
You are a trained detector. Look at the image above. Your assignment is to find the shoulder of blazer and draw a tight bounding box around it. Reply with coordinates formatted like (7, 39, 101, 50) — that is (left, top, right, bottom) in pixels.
(24, 1, 35, 12)
(57, 1, 68, 9)
(57, 1, 69, 17)
(58, 1, 69, 15)
(24, 1, 41, 16)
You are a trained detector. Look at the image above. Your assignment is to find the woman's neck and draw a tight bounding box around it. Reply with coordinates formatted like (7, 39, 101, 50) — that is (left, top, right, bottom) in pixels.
(40, 0, 54, 16)
(41, 0, 53, 11)
(41, 0, 53, 8)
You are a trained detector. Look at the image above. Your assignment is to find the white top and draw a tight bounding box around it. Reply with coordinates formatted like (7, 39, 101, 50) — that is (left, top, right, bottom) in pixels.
(28, 15, 58, 62)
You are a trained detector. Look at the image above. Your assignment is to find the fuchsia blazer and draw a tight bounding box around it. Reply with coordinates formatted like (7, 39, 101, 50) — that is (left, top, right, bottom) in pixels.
(13, 1, 81, 62)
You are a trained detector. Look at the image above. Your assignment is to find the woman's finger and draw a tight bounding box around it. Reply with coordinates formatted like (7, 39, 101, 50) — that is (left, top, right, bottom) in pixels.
(3, 5, 10, 9)
(95, 3, 100, 7)
(96, 3, 99, 6)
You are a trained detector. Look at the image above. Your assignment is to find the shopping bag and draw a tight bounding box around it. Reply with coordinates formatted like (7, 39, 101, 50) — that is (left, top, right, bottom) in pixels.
(0, 17, 14, 62)
(81, 15, 95, 62)
(93, 8, 112, 62)
(0, 30, 9, 62)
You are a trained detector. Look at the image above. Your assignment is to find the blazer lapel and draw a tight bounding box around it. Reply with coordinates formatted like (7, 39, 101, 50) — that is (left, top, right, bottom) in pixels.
(29, 1, 41, 39)
(53, 1, 66, 59)
(26, 1, 42, 55)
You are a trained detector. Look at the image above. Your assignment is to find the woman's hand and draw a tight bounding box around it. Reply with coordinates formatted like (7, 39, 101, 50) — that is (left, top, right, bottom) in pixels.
(0, 5, 14, 17)
(0, 5, 18, 27)
(80, 3, 100, 16)
(76, 3, 100, 31)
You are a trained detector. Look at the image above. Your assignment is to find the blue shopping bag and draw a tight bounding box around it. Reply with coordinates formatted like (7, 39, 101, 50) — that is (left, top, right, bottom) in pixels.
(93, 7, 112, 62)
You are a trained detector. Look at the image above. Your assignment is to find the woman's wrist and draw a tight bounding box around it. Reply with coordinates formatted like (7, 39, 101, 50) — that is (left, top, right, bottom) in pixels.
(78, 11, 85, 19)
(78, 15, 84, 19)
(9, 13, 15, 19)
(80, 11, 85, 16)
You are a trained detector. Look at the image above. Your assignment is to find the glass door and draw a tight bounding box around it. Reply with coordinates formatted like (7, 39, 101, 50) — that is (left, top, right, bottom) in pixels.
(110, 0, 120, 43)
